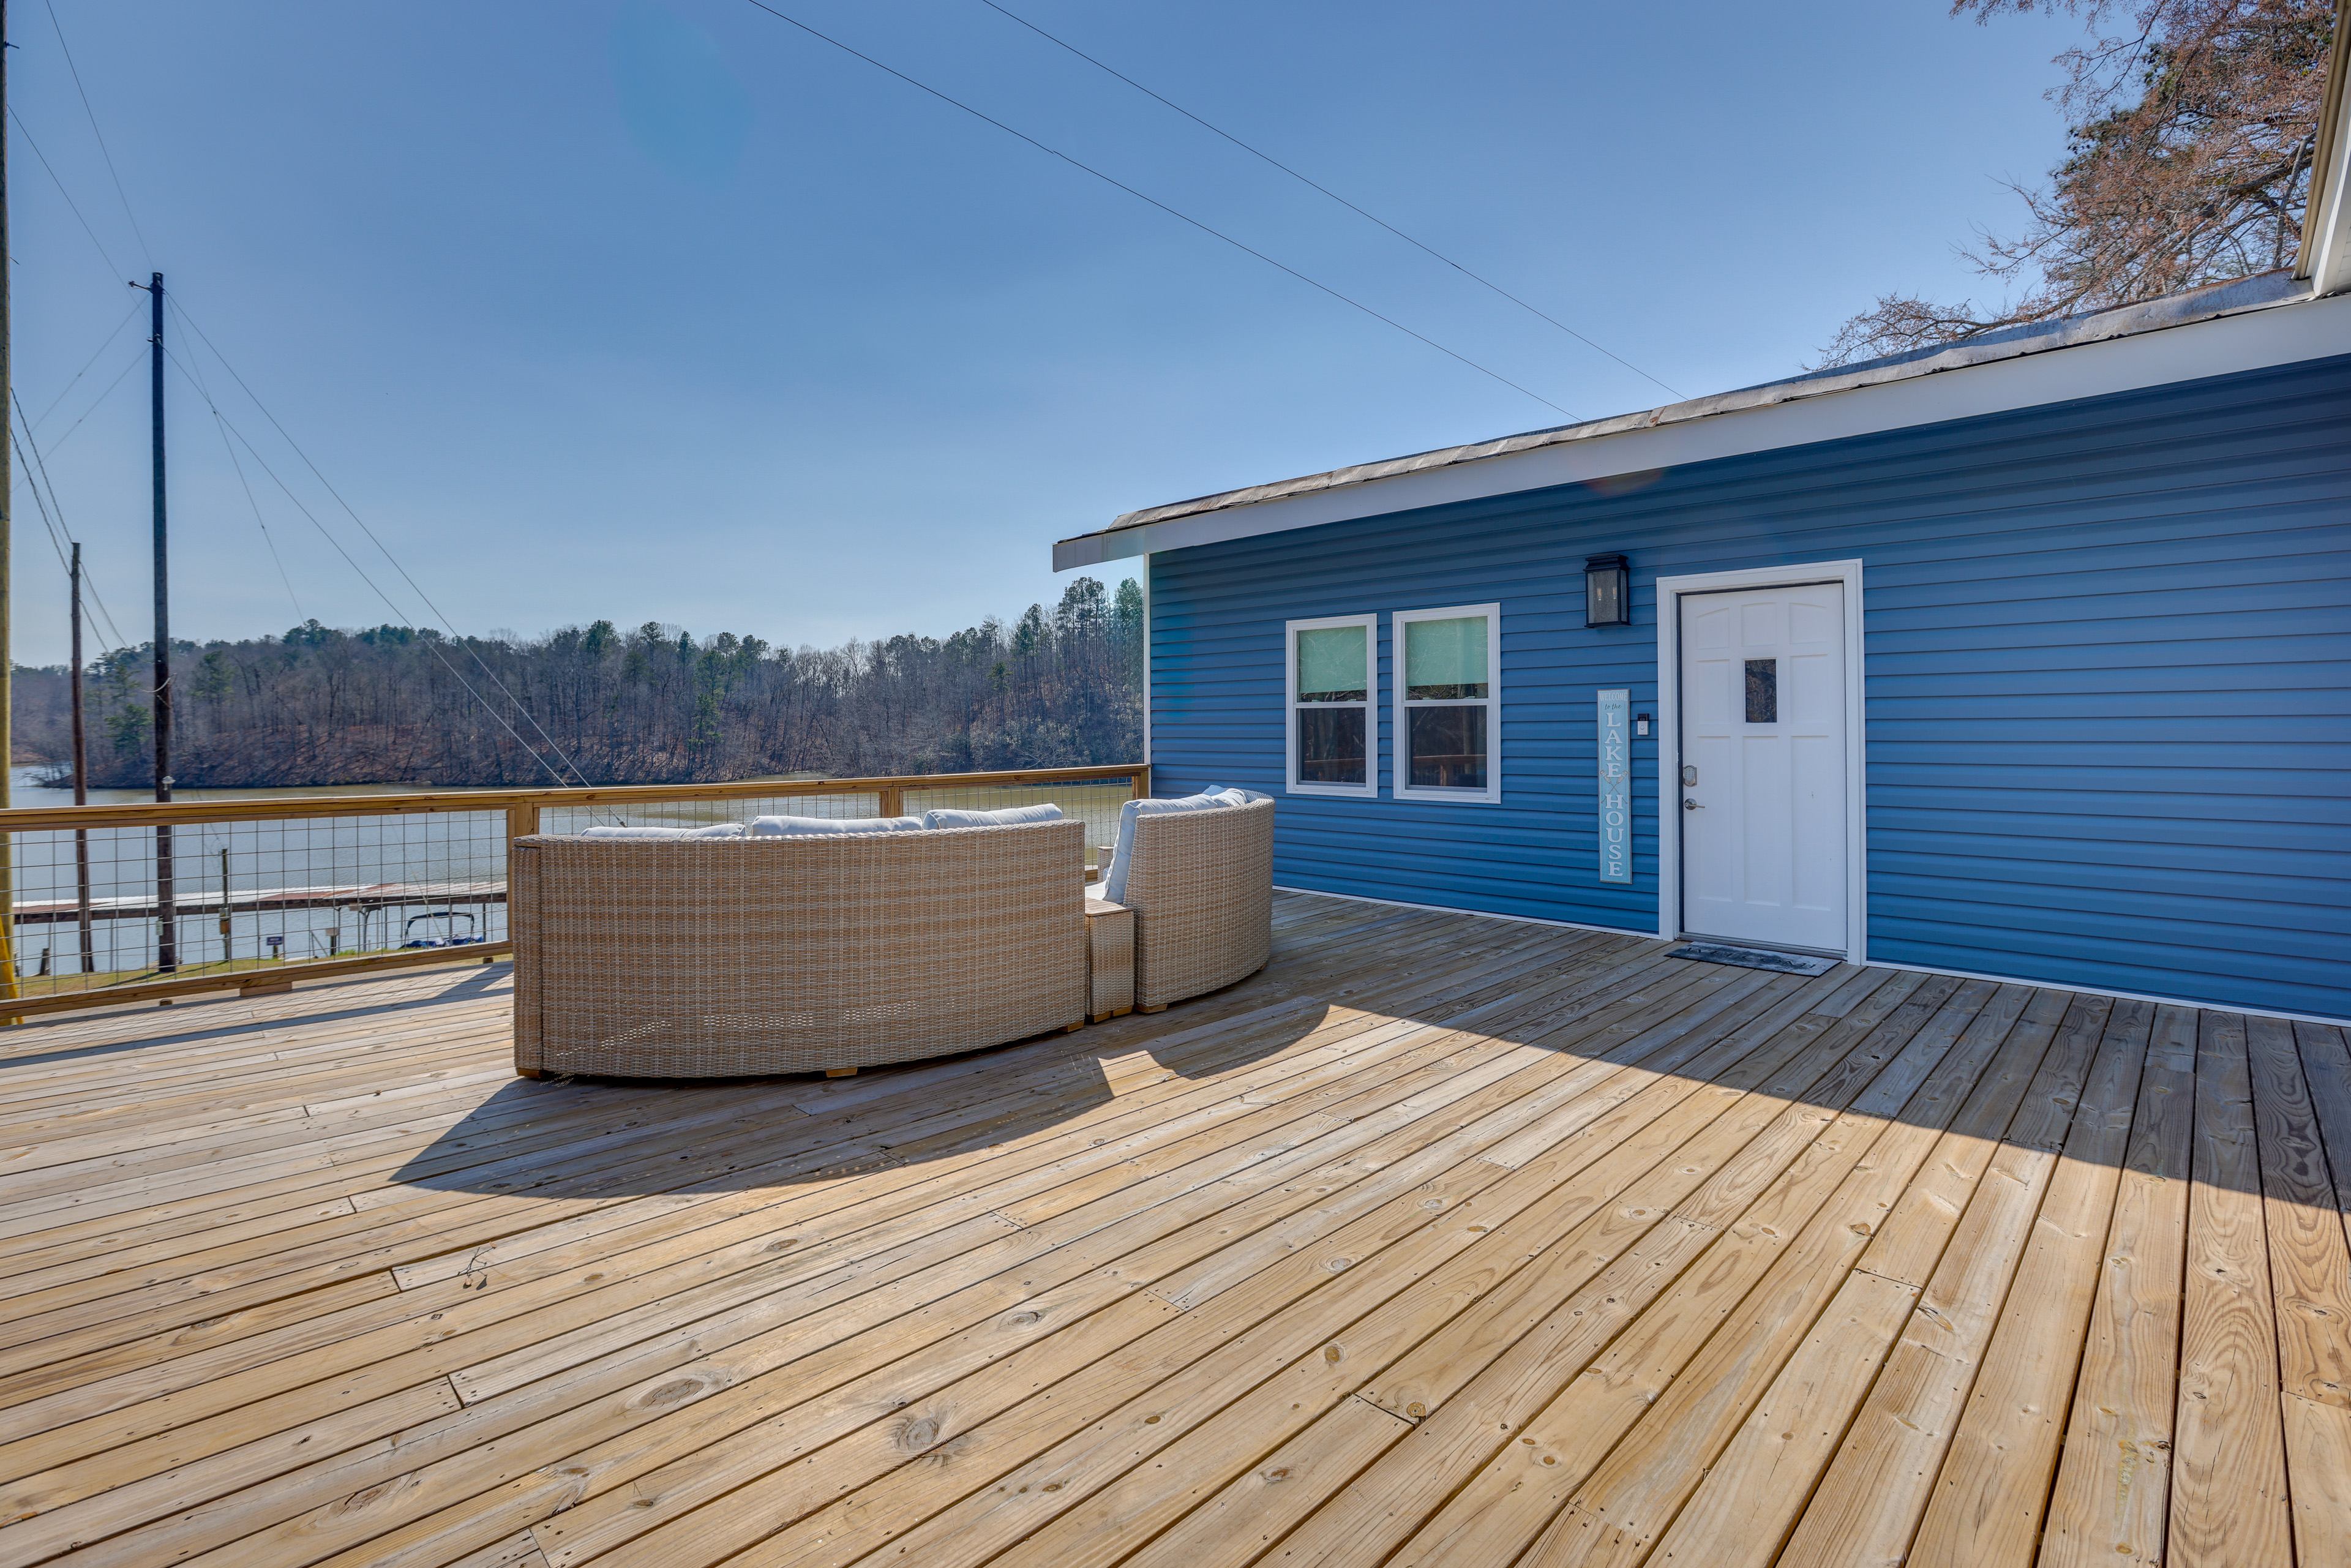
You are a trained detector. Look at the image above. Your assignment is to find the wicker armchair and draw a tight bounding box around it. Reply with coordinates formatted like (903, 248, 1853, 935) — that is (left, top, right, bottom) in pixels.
(511, 817, 1087, 1078)
(1117, 797, 1276, 1011)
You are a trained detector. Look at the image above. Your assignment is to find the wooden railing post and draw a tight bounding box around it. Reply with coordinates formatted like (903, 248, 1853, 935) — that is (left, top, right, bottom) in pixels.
(878, 786, 904, 819)
(507, 805, 540, 857)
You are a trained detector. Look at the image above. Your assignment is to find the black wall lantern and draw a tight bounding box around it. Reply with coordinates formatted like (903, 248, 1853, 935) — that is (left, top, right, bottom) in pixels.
(1584, 553, 1630, 627)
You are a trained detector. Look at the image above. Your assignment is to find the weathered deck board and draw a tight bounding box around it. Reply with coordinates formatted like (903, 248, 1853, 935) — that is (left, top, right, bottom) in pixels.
(0, 893, 2341, 1568)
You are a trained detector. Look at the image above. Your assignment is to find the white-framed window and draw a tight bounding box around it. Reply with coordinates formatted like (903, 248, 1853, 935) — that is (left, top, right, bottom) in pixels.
(1284, 613, 1378, 797)
(1393, 602, 1500, 804)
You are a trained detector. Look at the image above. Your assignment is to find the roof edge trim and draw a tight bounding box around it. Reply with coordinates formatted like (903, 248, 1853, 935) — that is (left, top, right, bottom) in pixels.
(1052, 275, 2338, 571)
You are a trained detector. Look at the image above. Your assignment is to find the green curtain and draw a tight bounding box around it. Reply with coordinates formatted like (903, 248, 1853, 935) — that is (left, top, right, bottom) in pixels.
(1405, 616, 1487, 691)
(1296, 625, 1367, 700)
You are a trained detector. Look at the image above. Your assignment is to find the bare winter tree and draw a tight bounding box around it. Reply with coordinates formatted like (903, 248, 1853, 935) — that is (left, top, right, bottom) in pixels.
(1818, 0, 2337, 366)
(9, 578, 1148, 789)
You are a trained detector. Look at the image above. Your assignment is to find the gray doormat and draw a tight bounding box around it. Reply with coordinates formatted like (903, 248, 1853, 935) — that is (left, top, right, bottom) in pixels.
(1667, 942, 1840, 976)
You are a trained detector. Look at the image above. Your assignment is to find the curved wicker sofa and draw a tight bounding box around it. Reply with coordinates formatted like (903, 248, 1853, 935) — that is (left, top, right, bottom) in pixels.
(510, 817, 1087, 1079)
(1118, 796, 1276, 1011)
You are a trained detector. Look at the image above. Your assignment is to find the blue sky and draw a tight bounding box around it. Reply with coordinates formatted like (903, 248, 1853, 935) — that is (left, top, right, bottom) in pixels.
(6, 0, 2082, 667)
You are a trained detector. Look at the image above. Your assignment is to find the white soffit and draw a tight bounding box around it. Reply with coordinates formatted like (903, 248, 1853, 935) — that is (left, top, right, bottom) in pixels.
(1052, 286, 2351, 571)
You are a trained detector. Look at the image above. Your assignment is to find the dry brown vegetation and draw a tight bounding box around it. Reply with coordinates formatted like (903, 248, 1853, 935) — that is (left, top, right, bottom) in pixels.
(10, 576, 1145, 787)
(1820, 0, 2336, 366)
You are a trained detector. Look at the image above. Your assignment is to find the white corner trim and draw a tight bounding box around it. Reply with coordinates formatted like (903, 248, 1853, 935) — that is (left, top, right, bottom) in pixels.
(1653, 558, 1867, 962)
(1141, 556, 1153, 768)
(1391, 602, 1504, 805)
(1283, 612, 1379, 798)
(1050, 291, 2351, 570)
(2310, 43, 2351, 295)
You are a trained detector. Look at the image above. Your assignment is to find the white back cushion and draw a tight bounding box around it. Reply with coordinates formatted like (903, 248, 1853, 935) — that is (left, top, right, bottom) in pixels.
(1101, 792, 1234, 904)
(921, 803, 1064, 829)
(748, 814, 928, 836)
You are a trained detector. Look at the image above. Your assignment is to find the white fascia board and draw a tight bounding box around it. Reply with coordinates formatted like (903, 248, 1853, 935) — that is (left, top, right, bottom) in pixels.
(1051, 290, 2351, 571)
(2314, 91, 2351, 294)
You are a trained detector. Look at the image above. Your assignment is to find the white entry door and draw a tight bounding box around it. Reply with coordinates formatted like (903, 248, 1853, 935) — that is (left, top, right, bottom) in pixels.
(1678, 582, 1847, 954)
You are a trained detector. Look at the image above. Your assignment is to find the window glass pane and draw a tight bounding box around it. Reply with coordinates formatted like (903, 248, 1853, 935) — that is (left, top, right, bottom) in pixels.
(1405, 616, 1488, 699)
(1408, 706, 1487, 790)
(1296, 625, 1367, 702)
(1744, 659, 1777, 724)
(1297, 707, 1367, 786)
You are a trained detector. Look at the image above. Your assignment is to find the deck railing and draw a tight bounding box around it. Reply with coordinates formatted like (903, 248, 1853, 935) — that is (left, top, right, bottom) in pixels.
(0, 763, 1148, 1021)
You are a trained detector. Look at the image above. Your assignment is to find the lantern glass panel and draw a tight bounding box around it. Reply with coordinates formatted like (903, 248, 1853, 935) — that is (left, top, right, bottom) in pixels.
(1586, 564, 1627, 626)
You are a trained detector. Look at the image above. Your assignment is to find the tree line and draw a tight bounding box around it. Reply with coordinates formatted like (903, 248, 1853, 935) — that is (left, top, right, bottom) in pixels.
(10, 576, 1146, 788)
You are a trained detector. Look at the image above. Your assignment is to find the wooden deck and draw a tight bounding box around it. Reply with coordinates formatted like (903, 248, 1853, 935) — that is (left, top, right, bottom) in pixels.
(1, 892, 2345, 1568)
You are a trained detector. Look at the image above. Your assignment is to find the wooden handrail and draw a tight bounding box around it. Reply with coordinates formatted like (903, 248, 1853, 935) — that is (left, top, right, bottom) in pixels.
(0, 763, 1150, 1023)
(0, 763, 1150, 833)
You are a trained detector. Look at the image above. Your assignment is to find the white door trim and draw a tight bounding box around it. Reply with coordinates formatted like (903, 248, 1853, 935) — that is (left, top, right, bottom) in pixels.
(1654, 558, 1867, 960)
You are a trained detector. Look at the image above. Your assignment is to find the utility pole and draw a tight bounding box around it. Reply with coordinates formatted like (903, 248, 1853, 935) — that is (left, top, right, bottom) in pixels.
(70, 545, 91, 972)
(0, 0, 20, 1011)
(148, 271, 176, 973)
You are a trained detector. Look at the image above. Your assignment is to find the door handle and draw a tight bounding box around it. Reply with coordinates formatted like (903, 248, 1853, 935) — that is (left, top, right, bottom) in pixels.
(1683, 799, 1701, 811)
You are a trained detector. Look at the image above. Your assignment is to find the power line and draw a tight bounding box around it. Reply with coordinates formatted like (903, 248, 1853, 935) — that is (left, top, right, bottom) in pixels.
(11, 393, 130, 650)
(209, 408, 304, 623)
(737, 0, 1581, 420)
(7, 104, 124, 279)
(13, 72, 596, 791)
(29, 299, 140, 431)
(161, 347, 585, 790)
(167, 299, 602, 782)
(973, 0, 1687, 403)
(16, 338, 143, 463)
(43, 0, 153, 271)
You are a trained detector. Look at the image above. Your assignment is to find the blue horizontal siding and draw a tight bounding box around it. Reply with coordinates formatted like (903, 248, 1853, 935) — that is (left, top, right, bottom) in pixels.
(1147, 349, 2351, 1019)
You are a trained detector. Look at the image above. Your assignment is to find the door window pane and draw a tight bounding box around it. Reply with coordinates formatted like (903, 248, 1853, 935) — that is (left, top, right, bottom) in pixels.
(1744, 659, 1777, 724)
(1298, 707, 1368, 785)
(1408, 706, 1487, 790)
(1404, 616, 1488, 699)
(1296, 625, 1368, 701)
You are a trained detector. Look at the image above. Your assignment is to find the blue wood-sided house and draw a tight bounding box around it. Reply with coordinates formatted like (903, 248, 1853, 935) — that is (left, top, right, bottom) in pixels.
(1054, 268, 2351, 1022)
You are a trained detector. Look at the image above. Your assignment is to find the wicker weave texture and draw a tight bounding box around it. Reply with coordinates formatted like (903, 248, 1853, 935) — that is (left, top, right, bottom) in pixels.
(511, 818, 1087, 1078)
(1122, 797, 1275, 1009)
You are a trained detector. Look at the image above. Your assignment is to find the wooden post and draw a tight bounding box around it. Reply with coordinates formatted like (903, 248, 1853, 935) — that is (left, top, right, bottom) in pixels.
(877, 786, 904, 819)
(148, 271, 176, 974)
(506, 803, 540, 852)
(0, 6, 17, 1021)
(71, 544, 92, 973)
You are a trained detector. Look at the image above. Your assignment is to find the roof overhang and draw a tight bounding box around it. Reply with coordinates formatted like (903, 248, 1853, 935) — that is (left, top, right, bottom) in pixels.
(1054, 272, 2348, 571)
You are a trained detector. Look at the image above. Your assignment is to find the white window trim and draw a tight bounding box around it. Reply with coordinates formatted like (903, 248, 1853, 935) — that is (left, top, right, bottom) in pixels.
(1392, 601, 1502, 805)
(1284, 612, 1378, 798)
(1652, 560, 1866, 961)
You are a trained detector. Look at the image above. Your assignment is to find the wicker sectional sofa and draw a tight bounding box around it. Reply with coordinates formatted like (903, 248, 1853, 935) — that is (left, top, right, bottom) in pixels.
(1115, 796, 1276, 1011)
(511, 817, 1089, 1079)
(508, 795, 1277, 1079)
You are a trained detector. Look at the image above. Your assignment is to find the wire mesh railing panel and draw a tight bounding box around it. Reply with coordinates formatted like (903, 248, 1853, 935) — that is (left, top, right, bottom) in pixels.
(0, 765, 1144, 1013)
(534, 792, 884, 836)
(6, 809, 508, 999)
(903, 779, 1135, 869)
